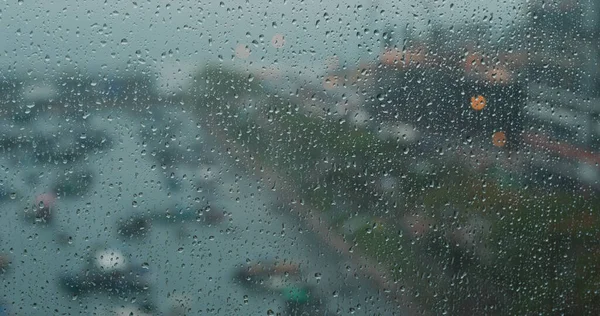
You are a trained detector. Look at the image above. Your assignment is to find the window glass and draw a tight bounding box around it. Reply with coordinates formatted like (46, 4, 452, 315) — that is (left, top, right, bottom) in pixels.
(0, 0, 599, 315)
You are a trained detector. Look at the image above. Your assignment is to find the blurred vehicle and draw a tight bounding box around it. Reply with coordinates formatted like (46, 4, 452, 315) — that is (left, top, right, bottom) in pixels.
(376, 121, 420, 144)
(0, 119, 20, 150)
(51, 167, 95, 198)
(117, 204, 226, 240)
(0, 253, 10, 273)
(234, 261, 301, 291)
(234, 260, 329, 315)
(59, 245, 151, 296)
(28, 192, 56, 224)
(0, 301, 10, 316)
(117, 216, 152, 239)
(23, 169, 95, 223)
(31, 119, 113, 163)
(13, 82, 58, 122)
(282, 284, 328, 316)
(113, 303, 156, 316)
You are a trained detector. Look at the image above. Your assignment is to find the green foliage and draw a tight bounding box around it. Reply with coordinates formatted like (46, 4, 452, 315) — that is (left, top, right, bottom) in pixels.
(189, 64, 600, 315)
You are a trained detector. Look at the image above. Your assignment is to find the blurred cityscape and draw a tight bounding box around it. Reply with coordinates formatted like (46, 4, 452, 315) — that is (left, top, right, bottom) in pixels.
(0, 0, 599, 315)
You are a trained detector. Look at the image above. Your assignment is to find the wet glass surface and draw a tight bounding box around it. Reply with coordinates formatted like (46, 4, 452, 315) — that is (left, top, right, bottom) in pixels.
(0, 1, 599, 315)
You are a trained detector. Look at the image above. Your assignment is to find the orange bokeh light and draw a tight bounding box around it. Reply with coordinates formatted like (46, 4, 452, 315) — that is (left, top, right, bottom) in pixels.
(492, 131, 506, 147)
(471, 95, 486, 111)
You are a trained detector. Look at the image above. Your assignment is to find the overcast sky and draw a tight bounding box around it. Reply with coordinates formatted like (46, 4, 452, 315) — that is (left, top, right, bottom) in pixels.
(0, 0, 524, 76)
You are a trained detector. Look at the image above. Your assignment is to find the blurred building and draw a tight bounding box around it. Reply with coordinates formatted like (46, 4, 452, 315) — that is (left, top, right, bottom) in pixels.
(524, 0, 600, 189)
(361, 22, 525, 149)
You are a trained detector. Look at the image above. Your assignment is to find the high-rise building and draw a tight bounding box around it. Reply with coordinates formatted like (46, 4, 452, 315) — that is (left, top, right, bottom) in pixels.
(524, 0, 600, 188)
